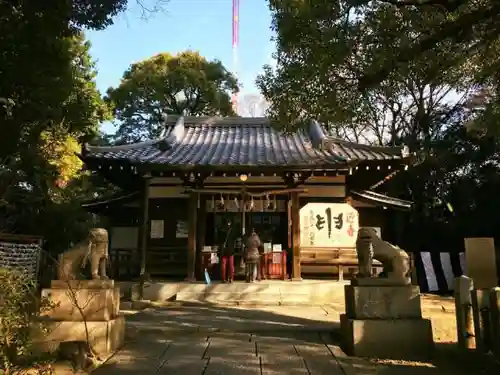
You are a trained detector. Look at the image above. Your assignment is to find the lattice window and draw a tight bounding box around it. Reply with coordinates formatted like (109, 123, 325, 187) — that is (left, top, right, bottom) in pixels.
(0, 235, 42, 280)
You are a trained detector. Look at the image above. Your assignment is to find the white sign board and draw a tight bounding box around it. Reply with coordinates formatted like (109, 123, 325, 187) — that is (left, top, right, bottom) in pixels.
(300, 203, 359, 248)
(176, 220, 188, 238)
(150, 220, 164, 239)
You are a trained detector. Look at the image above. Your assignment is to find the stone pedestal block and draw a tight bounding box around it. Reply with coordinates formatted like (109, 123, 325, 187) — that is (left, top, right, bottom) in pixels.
(41, 285, 119, 321)
(50, 280, 115, 289)
(34, 279, 125, 359)
(340, 314, 434, 359)
(342, 282, 433, 359)
(491, 288, 500, 355)
(34, 315, 125, 358)
(345, 284, 422, 319)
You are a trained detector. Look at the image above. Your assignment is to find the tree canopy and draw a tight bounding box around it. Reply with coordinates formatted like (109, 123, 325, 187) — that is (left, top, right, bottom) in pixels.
(258, 0, 500, 247)
(258, 0, 500, 135)
(106, 51, 239, 143)
(0, 0, 148, 250)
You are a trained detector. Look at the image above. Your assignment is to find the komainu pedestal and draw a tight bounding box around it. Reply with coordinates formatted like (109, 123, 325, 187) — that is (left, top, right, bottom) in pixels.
(35, 280, 125, 358)
(340, 281, 434, 359)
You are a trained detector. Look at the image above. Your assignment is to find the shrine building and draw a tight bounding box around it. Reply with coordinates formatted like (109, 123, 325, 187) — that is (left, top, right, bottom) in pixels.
(81, 116, 413, 282)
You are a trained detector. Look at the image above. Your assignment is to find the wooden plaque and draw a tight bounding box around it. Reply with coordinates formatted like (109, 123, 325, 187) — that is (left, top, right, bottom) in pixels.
(464, 237, 498, 289)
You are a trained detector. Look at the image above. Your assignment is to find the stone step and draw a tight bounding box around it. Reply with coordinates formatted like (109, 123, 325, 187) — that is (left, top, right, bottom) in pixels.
(175, 292, 329, 305)
(129, 281, 348, 304)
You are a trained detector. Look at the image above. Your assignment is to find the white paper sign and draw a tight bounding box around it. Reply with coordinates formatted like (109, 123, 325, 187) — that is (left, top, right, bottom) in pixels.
(150, 220, 164, 239)
(300, 203, 359, 248)
(264, 243, 272, 253)
(176, 220, 188, 238)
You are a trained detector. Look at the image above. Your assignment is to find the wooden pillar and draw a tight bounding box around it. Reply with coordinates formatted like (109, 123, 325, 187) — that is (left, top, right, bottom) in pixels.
(291, 191, 302, 281)
(138, 178, 150, 299)
(186, 192, 198, 281)
(455, 276, 475, 350)
(196, 196, 207, 280)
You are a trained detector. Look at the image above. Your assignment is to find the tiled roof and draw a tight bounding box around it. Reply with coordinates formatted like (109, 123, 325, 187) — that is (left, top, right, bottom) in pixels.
(82, 116, 409, 168)
(351, 190, 413, 210)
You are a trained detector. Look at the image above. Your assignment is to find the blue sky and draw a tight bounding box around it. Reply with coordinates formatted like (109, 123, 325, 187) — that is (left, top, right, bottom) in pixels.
(87, 0, 275, 131)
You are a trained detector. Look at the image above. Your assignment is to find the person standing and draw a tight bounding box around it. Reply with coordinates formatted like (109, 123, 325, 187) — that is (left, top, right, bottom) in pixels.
(220, 219, 237, 283)
(245, 229, 261, 283)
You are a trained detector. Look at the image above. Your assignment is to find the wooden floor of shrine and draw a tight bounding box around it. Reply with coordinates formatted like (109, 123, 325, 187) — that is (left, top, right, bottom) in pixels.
(120, 279, 349, 306)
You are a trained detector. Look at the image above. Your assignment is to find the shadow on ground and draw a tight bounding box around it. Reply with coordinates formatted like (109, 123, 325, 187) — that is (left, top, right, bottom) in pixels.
(94, 303, 500, 375)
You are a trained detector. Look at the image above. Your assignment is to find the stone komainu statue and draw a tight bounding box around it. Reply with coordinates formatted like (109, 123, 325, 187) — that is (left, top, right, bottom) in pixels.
(57, 228, 109, 281)
(356, 227, 411, 285)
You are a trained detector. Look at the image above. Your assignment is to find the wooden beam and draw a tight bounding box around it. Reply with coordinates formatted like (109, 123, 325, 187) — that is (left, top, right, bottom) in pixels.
(186, 192, 198, 281)
(196, 196, 207, 280)
(138, 178, 150, 299)
(185, 187, 307, 196)
(291, 191, 302, 281)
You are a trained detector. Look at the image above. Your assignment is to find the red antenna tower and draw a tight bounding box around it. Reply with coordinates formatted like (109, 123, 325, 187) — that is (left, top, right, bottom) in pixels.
(232, 0, 239, 114)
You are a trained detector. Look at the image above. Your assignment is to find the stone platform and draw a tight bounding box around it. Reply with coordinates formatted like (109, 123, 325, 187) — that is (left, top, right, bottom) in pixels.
(35, 315, 126, 357)
(341, 283, 434, 359)
(126, 280, 348, 306)
(41, 280, 120, 321)
(35, 280, 125, 358)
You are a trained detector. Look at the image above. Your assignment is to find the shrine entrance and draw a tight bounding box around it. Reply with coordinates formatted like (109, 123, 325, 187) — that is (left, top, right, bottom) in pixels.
(200, 196, 290, 281)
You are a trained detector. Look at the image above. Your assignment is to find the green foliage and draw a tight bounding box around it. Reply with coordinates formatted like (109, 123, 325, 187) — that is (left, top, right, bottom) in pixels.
(0, 268, 55, 373)
(106, 51, 239, 143)
(260, 1, 466, 131)
(0, 1, 124, 253)
(261, 0, 500, 246)
(259, 0, 500, 135)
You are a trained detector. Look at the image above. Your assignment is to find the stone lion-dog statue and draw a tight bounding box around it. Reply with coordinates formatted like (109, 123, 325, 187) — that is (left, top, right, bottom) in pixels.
(57, 228, 110, 281)
(356, 227, 411, 285)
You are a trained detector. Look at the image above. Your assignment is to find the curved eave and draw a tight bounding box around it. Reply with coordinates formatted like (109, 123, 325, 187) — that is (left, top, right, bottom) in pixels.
(81, 159, 352, 173)
(326, 137, 405, 158)
(351, 190, 413, 211)
(82, 139, 162, 156)
(80, 116, 415, 168)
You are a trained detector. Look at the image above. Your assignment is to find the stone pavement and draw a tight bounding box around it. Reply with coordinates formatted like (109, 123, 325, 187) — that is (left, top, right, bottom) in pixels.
(93, 303, 497, 375)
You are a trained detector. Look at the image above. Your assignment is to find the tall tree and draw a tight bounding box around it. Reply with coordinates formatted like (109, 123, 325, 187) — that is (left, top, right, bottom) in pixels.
(106, 51, 239, 143)
(258, 0, 500, 247)
(258, 0, 500, 135)
(0, 0, 139, 246)
(258, 1, 474, 132)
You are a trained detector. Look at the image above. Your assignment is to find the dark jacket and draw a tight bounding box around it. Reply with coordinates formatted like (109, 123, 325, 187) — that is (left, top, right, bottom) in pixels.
(219, 226, 237, 256)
